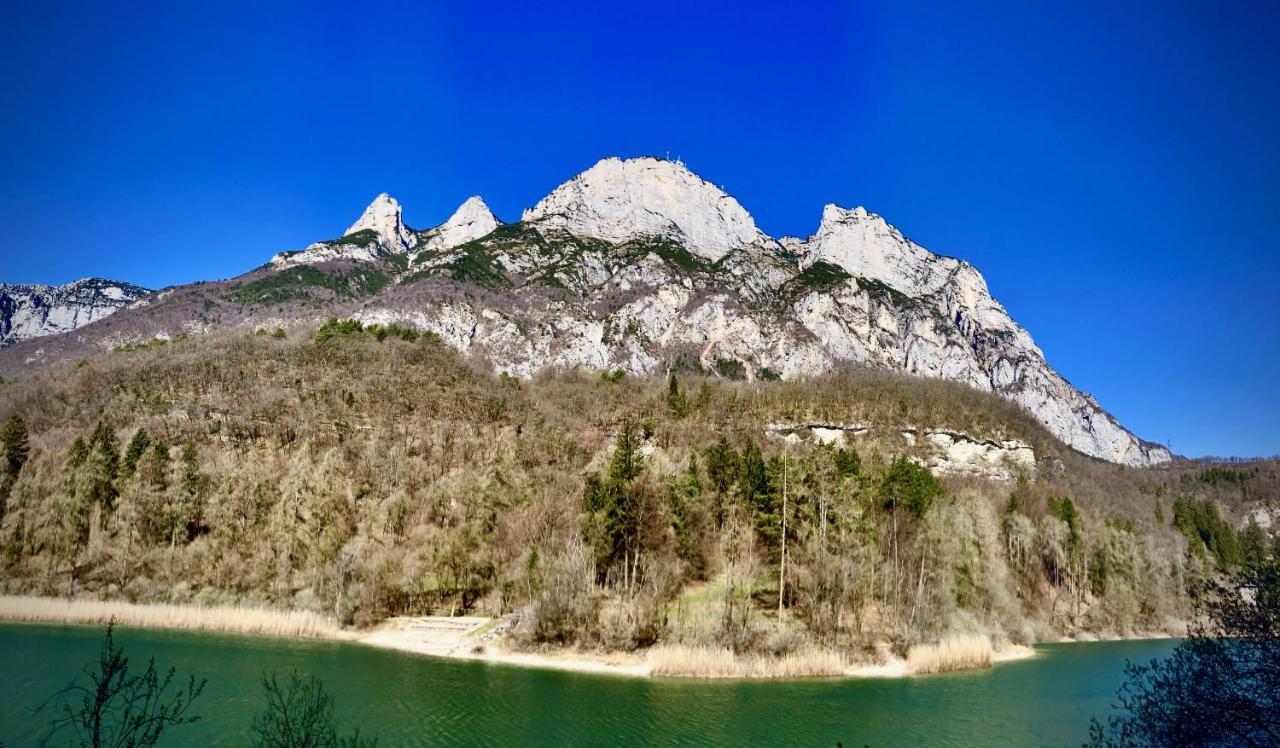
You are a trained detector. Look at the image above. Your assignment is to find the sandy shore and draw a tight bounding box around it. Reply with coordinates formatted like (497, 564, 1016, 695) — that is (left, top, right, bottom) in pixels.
(356, 615, 653, 677)
(358, 615, 1038, 680)
(0, 595, 1038, 681)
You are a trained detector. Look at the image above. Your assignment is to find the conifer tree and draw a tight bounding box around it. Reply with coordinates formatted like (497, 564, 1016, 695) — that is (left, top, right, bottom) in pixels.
(86, 421, 121, 510)
(666, 372, 687, 416)
(583, 421, 647, 587)
(122, 429, 152, 479)
(66, 436, 88, 472)
(1, 413, 29, 516)
(739, 441, 770, 509)
(2, 414, 29, 478)
(57, 436, 92, 551)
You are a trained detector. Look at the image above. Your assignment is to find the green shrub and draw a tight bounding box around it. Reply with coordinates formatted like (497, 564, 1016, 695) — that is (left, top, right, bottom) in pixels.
(333, 228, 380, 247)
(1197, 466, 1248, 485)
(229, 266, 389, 306)
(714, 358, 746, 380)
(784, 260, 852, 298)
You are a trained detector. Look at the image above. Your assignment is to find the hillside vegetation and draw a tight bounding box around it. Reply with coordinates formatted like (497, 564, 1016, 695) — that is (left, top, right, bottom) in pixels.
(0, 326, 1276, 662)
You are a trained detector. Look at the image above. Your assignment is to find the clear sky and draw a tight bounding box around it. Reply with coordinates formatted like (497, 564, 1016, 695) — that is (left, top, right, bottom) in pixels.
(1, 1, 1277, 458)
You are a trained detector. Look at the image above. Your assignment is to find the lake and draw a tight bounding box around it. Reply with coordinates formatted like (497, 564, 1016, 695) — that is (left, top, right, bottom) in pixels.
(0, 623, 1175, 746)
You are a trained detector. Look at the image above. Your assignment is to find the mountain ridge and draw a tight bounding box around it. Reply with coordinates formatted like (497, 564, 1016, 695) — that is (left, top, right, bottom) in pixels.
(0, 278, 151, 349)
(0, 156, 1170, 467)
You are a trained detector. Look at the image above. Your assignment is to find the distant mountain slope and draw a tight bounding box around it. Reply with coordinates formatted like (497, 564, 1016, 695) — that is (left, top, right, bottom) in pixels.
(0, 157, 1169, 466)
(0, 278, 150, 348)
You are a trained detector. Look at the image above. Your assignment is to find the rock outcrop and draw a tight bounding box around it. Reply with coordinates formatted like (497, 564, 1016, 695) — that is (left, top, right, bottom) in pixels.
(523, 157, 770, 261)
(765, 421, 1037, 482)
(0, 278, 151, 348)
(419, 196, 501, 253)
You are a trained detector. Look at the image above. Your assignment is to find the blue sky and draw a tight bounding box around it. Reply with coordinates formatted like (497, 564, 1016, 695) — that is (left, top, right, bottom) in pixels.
(1, 1, 1277, 457)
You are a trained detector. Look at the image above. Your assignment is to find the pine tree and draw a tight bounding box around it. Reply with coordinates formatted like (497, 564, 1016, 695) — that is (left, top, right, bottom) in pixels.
(135, 441, 171, 543)
(2, 414, 29, 478)
(739, 441, 770, 509)
(164, 442, 207, 544)
(582, 421, 647, 587)
(142, 441, 170, 491)
(669, 456, 700, 555)
(1, 413, 29, 516)
(881, 456, 943, 520)
(607, 421, 643, 485)
(86, 421, 121, 511)
(666, 373, 688, 416)
(58, 436, 92, 549)
(703, 438, 738, 494)
(833, 447, 861, 478)
(122, 429, 152, 479)
(66, 436, 89, 472)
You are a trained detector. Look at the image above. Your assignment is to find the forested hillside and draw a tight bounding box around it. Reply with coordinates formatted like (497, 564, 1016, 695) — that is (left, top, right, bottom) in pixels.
(0, 325, 1275, 659)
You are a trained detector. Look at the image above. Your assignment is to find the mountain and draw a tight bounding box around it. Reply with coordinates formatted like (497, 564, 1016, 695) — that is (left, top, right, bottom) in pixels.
(270, 194, 499, 267)
(0, 156, 1169, 466)
(522, 156, 768, 260)
(0, 278, 151, 348)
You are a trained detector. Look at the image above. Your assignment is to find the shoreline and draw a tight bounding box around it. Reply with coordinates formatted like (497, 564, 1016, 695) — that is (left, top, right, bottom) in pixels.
(0, 594, 351, 640)
(0, 595, 1064, 681)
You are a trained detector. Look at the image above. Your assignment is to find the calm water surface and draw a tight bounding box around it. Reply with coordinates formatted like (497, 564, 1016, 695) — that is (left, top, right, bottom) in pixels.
(0, 623, 1175, 746)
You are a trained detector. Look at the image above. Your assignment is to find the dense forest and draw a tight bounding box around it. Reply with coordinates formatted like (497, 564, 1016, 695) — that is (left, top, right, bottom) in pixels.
(1, 324, 1276, 660)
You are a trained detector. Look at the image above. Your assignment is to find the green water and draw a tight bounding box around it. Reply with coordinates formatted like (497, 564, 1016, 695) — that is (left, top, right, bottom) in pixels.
(0, 623, 1175, 746)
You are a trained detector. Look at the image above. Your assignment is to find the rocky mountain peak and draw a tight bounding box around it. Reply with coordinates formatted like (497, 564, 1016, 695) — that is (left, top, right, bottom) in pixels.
(521, 156, 768, 261)
(804, 203, 962, 299)
(430, 196, 500, 250)
(345, 193, 416, 252)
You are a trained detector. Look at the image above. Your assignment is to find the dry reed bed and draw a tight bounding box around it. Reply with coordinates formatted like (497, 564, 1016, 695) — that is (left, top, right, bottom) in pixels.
(906, 633, 993, 674)
(0, 596, 343, 639)
(648, 644, 847, 679)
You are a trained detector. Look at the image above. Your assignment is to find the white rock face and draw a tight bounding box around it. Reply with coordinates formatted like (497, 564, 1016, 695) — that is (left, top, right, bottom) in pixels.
(919, 428, 1037, 481)
(804, 205, 1032, 343)
(0, 278, 150, 347)
(788, 203, 1167, 466)
(764, 422, 1036, 481)
(345, 193, 416, 252)
(418, 196, 501, 252)
(272, 194, 417, 267)
(276, 195, 498, 268)
(1245, 505, 1273, 531)
(522, 157, 769, 261)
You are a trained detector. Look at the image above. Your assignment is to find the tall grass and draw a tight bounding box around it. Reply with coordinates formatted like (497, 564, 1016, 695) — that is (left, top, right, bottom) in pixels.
(648, 644, 846, 679)
(0, 596, 343, 639)
(906, 633, 993, 674)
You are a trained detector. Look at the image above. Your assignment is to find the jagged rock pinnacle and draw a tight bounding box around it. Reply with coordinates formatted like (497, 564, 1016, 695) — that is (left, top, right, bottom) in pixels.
(522, 156, 767, 261)
(346, 193, 416, 252)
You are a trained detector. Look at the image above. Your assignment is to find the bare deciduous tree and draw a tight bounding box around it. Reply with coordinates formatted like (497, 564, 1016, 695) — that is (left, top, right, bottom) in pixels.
(251, 670, 375, 748)
(37, 622, 205, 748)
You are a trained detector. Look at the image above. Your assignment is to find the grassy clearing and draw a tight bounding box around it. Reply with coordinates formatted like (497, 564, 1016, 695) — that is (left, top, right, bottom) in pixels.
(0, 596, 342, 640)
(648, 644, 846, 679)
(906, 633, 994, 674)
